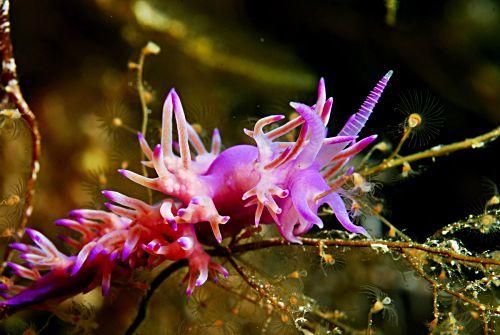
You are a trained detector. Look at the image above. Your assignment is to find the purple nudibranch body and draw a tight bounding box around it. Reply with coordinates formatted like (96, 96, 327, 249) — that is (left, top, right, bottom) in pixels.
(0, 71, 392, 310)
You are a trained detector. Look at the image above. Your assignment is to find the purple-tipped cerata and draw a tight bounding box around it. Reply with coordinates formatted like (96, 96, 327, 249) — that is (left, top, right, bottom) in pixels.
(0, 71, 392, 311)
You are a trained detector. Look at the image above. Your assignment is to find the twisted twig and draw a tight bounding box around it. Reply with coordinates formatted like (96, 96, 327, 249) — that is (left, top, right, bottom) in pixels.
(0, 0, 41, 273)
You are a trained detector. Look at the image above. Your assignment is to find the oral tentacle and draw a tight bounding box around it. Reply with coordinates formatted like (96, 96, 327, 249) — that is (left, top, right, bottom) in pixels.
(266, 78, 330, 140)
(329, 135, 378, 162)
(170, 89, 192, 169)
(137, 132, 153, 160)
(101, 190, 149, 212)
(210, 128, 221, 155)
(291, 189, 323, 235)
(161, 91, 174, 157)
(152, 144, 172, 178)
(322, 158, 350, 180)
(273, 123, 308, 168)
(291, 102, 326, 169)
(187, 123, 208, 155)
(320, 97, 333, 125)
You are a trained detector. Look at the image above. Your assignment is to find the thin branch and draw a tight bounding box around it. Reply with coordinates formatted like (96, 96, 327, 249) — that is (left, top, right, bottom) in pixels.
(386, 125, 412, 161)
(133, 42, 159, 204)
(366, 309, 373, 335)
(218, 238, 500, 267)
(227, 256, 292, 314)
(228, 256, 364, 334)
(313, 309, 364, 335)
(121, 230, 500, 334)
(482, 311, 489, 335)
(0, 0, 41, 272)
(125, 260, 186, 335)
(362, 127, 500, 176)
(432, 285, 439, 323)
(354, 198, 412, 241)
(403, 251, 496, 316)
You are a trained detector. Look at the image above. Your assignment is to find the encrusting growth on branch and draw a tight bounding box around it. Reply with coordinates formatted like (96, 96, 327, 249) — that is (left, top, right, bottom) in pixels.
(361, 126, 500, 176)
(0, 0, 41, 274)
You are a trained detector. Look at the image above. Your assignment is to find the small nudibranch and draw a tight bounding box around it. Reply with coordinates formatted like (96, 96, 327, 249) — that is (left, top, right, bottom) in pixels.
(0, 71, 392, 309)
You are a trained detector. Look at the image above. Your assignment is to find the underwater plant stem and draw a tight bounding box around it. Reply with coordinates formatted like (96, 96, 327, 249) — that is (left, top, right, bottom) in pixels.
(403, 251, 498, 316)
(227, 256, 293, 315)
(0, 0, 41, 273)
(215, 281, 260, 305)
(135, 45, 154, 203)
(355, 198, 412, 241)
(373, 213, 410, 241)
(125, 260, 187, 335)
(227, 256, 361, 334)
(482, 312, 489, 335)
(362, 127, 500, 176)
(313, 309, 364, 334)
(120, 123, 140, 135)
(387, 126, 412, 161)
(137, 48, 149, 139)
(127, 236, 499, 334)
(432, 285, 439, 324)
(222, 238, 500, 267)
(366, 310, 373, 335)
(357, 145, 379, 169)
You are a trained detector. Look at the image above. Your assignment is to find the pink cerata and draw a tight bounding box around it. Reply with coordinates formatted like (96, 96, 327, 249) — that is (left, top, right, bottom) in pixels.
(0, 70, 392, 310)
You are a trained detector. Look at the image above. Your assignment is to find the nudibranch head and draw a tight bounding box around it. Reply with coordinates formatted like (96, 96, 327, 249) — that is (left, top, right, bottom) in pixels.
(0, 71, 392, 310)
(238, 71, 392, 242)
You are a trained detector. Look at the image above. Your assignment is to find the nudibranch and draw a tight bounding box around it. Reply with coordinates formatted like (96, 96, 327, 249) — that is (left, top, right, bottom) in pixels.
(0, 71, 392, 311)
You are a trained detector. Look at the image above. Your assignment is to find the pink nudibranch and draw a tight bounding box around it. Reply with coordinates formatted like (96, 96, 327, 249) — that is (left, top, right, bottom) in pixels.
(0, 71, 392, 310)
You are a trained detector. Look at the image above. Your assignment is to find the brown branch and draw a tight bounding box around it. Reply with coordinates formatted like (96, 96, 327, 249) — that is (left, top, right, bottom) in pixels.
(362, 127, 500, 176)
(227, 256, 292, 315)
(122, 231, 500, 333)
(219, 238, 500, 267)
(227, 256, 362, 334)
(403, 251, 497, 316)
(228, 256, 366, 334)
(482, 312, 490, 335)
(0, 0, 41, 272)
(125, 260, 187, 335)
